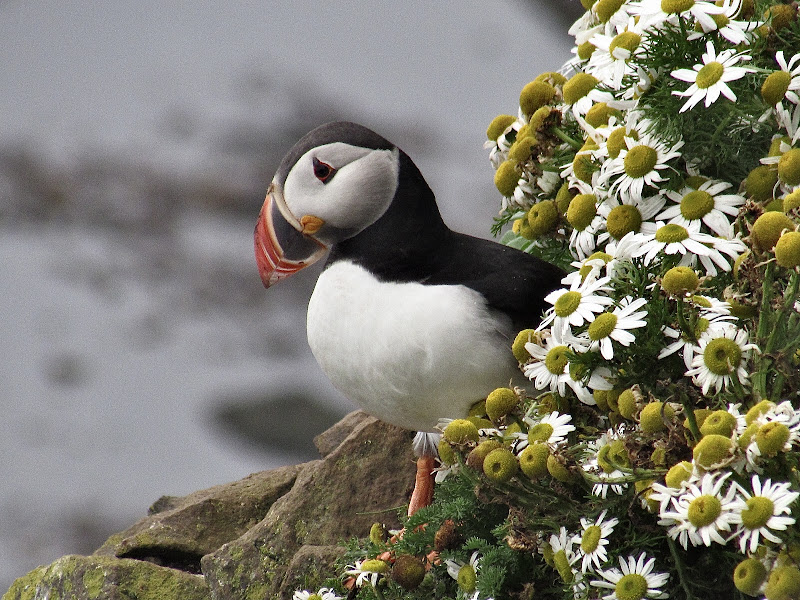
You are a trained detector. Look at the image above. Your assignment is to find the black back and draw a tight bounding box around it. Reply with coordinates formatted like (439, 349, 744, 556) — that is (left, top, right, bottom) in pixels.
(326, 140, 565, 331)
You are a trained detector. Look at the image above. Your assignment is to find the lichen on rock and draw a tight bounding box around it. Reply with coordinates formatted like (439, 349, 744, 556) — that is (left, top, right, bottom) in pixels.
(3, 412, 415, 600)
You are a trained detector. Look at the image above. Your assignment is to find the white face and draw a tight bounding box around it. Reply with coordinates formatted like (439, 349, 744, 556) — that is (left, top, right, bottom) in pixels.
(282, 142, 400, 245)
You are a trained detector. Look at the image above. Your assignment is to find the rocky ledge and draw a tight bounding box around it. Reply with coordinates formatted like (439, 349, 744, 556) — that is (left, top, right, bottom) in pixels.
(4, 412, 416, 600)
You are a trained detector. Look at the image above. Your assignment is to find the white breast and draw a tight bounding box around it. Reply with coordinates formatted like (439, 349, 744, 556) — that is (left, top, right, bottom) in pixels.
(306, 260, 518, 432)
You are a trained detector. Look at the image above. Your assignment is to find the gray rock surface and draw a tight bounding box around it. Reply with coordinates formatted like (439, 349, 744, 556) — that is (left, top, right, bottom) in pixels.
(3, 411, 416, 600)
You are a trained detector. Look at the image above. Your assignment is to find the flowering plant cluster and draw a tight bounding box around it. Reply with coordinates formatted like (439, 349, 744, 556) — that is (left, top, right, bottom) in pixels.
(293, 1, 800, 599)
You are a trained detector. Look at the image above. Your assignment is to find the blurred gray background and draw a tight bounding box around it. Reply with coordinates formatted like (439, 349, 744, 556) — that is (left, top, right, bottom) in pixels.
(0, 0, 581, 589)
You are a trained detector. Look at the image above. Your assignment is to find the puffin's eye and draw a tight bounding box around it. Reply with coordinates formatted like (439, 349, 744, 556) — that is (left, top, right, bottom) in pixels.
(312, 157, 336, 183)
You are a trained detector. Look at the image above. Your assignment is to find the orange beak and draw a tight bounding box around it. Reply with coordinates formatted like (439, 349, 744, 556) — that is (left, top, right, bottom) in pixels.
(254, 183, 328, 288)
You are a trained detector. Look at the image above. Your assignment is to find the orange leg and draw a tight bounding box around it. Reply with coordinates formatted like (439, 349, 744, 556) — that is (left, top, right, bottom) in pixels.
(407, 455, 436, 516)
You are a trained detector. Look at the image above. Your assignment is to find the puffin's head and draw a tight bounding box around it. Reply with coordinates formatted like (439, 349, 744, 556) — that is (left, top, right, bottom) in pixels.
(255, 122, 400, 287)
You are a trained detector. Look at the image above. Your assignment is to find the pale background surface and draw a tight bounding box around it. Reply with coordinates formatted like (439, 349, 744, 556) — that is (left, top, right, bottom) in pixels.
(0, 0, 579, 588)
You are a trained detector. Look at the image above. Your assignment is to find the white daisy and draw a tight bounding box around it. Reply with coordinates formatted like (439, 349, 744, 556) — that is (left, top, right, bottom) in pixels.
(659, 471, 738, 549)
(690, 294, 734, 316)
(445, 551, 482, 599)
(731, 475, 799, 553)
(569, 10, 602, 46)
(659, 309, 736, 369)
(742, 401, 800, 469)
(550, 525, 577, 557)
(685, 324, 758, 395)
(345, 559, 388, 588)
(591, 553, 670, 600)
(622, 65, 659, 101)
(583, 455, 628, 499)
(649, 481, 684, 514)
(293, 588, 342, 600)
(629, 0, 726, 31)
(561, 251, 616, 287)
(598, 191, 667, 244)
(657, 179, 746, 238)
(587, 18, 648, 90)
(686, 0, 760, 45)
(565, 361, 614, 405)
(523, 410, 576, 448)
(605, 230, 646, 264)
(549, 526, 581, 584)
(570, 212, 607, 260)
(576, 510, 619, 573)
(771, 50, 800, 105)
(776, 102, 800, 145)
(524, 328, 587, 395)
(591, 0, 638, 31)
(585, 296, 649, 360)
(671, 41, 754, 112)
(564, 73, 616, 116)
(599, 132, 684, 201)
(633, 220, 745, 276)
(538, 271, 614, 334)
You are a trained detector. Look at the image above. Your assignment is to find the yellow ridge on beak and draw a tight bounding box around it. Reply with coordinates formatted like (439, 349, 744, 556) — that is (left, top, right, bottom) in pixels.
(300, 214, 325, 235)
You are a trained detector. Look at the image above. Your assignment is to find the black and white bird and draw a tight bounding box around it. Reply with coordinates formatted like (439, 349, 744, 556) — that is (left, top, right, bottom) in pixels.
(255, 121, 564, 513)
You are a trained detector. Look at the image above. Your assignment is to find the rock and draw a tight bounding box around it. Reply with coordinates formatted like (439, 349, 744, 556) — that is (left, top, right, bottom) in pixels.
(3, 555, 208, 600)
(277, 545, 347, 598)
(202, 414, 416, 598)
(3, 411, 417, 600)
(313, 410, 371, 457)
(95, 463, 303, 571)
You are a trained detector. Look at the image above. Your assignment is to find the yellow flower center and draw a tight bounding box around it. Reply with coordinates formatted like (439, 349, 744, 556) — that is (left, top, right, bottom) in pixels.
(655, 223, 689, 243)
(696, 61, 724, 89)
(711, 13, 730, 27)
(528, 200, 559, 236)
(778, 148, 800, 186)
(762, 70, 792, 106)
(776, 231, 800, 268)
(595, 0, 626, 22)
(741, 496, 775, 530)
(581, 525, 602, 553)
(607, 204, 643, 239)
(563, 73, 599, 104)
(687, 494, 722, 527)
(545, 345, 571, 375)
(588, 312, 618, 341)
(554, 291, 582, 317)
(361, 559, 389, 574)
(607, 128, 638, 158)
(680, 189, 715, 220)
(609, 31, 642, 56)
(457, 564, 477, 593)
(661, 0, 695, 13)
(623, 144, 658, 178)
(573, 152, 596, 184)
(734, 558, 768, 596)
(553, 550, 574, 583)
(567, 193, 598, 231)
(529, 422, 555, 443)
(756, 422, 790, 457)
(615, 573, 649, 600)
(703, 337, 742, 375)
(662, 266, 699, 295)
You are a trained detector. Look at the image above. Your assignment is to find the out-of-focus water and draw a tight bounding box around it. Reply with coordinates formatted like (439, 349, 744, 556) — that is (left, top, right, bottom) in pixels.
(0, 0, 577, 589)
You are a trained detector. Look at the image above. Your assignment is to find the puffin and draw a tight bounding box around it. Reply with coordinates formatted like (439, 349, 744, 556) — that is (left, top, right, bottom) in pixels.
(254, 121, 564, 514)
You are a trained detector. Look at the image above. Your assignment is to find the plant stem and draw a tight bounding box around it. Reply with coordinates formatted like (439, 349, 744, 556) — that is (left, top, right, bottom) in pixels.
(675, 296, 698, 344)
(680, 390, 701, 443)
(551, 126, 583, 150)
(371, 582, 386, 600)
(667, 536, 697, 600)
(753, 261, 776, 400)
